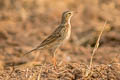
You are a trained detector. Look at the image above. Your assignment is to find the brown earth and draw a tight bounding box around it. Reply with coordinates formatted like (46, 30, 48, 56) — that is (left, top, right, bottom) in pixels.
(0, 0, 120, 80)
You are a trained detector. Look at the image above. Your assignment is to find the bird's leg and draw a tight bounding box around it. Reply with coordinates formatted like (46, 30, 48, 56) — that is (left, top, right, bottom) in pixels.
(49, 47, 57, 68)
(52, 51, 57, 67)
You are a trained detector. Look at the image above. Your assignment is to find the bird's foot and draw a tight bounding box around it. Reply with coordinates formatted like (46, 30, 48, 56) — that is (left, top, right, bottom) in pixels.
(52, 57, 57, 69)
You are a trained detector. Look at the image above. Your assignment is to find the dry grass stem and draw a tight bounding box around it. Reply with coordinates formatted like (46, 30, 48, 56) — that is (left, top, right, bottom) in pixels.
(85, 20, 107, 77)
(89, 20, 107, 70)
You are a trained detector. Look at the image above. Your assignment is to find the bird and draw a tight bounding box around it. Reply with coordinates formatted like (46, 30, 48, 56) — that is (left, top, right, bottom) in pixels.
(24, 11, 73, 66)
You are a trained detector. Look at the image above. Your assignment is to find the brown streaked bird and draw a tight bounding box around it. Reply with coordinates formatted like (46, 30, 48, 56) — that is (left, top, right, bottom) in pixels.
(24, 11, 73, 66)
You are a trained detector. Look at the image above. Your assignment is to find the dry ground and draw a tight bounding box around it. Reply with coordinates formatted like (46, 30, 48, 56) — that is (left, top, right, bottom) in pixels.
(0, 0, 120, 80)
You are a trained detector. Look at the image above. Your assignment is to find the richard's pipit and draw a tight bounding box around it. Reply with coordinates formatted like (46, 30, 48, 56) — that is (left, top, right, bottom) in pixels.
(24, 11, 73, 66)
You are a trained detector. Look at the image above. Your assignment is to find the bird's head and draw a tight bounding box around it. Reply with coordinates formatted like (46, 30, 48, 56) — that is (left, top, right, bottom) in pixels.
(63, 11, 73, 19)
(61, 11, 73, 24)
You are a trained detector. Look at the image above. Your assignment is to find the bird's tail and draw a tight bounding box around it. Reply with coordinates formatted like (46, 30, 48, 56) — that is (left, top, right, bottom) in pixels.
(23, 47, 40, 56)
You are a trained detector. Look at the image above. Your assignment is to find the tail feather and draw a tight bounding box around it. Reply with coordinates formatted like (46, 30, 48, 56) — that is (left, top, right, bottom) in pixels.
(23, 47, 39, 56)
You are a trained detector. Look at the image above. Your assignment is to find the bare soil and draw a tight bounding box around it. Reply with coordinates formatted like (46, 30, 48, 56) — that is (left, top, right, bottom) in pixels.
(0, 0, 120, 80)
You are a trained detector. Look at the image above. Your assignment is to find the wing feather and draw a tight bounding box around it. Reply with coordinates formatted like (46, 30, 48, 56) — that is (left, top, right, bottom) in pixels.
(39, 26, 62, 47)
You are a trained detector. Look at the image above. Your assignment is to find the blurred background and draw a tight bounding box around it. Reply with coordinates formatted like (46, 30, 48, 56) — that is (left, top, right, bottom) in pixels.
(0, 0, 120, 69)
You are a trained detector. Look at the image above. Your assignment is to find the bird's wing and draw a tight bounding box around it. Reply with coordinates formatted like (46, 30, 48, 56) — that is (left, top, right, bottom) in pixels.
(39, 28, 61, 48)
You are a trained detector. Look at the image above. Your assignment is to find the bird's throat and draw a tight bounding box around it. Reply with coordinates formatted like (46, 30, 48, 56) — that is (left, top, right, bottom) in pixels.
(61, 17, 71, 24)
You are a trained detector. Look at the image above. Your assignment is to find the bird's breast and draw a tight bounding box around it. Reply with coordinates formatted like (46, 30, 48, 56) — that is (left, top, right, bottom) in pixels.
(65, 24, 71, 40)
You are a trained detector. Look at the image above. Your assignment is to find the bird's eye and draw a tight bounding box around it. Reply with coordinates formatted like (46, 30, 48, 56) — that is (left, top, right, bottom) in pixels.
(68, 13, 71, 14)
